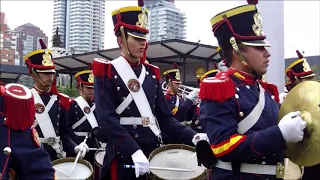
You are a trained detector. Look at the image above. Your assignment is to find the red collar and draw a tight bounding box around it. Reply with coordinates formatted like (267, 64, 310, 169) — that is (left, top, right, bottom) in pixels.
(121, 54, 140, 67)
(166, 90, 177, 95)
(228, 68, 255, 84)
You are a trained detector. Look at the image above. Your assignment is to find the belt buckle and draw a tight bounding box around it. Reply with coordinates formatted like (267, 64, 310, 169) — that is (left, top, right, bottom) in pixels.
(47, 137, 56, 146)
(141, 117, 151, 127)
(276, 162, 285, 178)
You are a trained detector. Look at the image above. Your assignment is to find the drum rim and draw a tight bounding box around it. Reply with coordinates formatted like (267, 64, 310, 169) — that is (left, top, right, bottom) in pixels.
(148, 144, 207, 180)
(94, 150, 106, 168)
(52, 157, 94, 180)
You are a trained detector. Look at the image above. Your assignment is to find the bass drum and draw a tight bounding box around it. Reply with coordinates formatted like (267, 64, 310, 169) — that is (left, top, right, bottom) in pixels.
(52, 157, 93, 180)
(148, 144, 208, 180)
(284, 158, 304, 180)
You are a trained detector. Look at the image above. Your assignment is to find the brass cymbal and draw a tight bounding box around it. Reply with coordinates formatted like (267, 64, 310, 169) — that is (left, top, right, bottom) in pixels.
(278, 81, 320, 167)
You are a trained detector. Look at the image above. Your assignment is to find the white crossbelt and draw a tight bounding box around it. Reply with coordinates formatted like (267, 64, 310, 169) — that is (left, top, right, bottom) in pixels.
(115, 63, 146, 115)
(215, 160, 276, 175)
(237, 83, 265, 134)
(73, 96, 98, 129)
(31, 88, 57, 138)
(111, 57, 162, 138)
(175, 95, 179, 108)
(31, 89, 65, 158)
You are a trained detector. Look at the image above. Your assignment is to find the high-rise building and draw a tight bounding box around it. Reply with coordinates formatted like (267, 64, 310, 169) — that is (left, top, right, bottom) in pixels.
(0, 12, 18, 65)
(145, 0, 186, 42)
(52, 0, 105, 54)
(14, 23, 48, 66)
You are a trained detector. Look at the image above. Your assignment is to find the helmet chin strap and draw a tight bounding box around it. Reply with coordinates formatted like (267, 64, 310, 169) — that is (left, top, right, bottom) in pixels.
(229, 37, 259, 79)
(79, 84, 90, 100)
(120, 26, 140, 62)
(31, 68, 51, 89)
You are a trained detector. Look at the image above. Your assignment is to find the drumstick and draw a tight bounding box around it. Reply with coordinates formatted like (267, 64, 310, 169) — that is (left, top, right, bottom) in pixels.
(123, 165, 194, 172)
(53, 167, 70, 177)
(70, 136, 88, 174)
(191, 152, 196, 159)
(88, 148, 105, 151)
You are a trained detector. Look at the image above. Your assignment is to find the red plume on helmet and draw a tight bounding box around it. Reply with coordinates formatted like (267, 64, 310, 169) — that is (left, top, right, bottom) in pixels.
(247, 0, 258, 5)
(296, 50, 304, 59)
(138, 0, 144, 7)
(39, 39, 47, 49)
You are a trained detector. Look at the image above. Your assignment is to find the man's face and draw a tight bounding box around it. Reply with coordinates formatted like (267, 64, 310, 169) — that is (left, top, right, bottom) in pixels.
(126, 35, 147, 58)
(171, 82, 181, 93)
(36, 72, 55, 86)
(81, 85, 94, 100)
(242, 46, 271, 76)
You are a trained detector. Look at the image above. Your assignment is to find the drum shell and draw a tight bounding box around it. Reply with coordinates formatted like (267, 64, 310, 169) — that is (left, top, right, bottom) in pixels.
(94, 150, 105, 180)
(148, 144, 208, 180)
(52, 157, 94, 180)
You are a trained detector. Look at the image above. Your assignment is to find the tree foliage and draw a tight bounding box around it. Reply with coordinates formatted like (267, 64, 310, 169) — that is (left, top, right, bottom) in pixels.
(57, 86, 79, 98)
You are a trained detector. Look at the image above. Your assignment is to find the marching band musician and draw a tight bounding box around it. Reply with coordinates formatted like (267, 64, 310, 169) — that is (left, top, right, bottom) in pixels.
(66, 70, 98, 166)
(92, 1, 208, 179)
(279, 50, 316, 104)
(198, 0, 307, 179)
(281, 51, 318, 179)
(0, 82, 55, 179)
(24, 39, 80, 161)
(163, 63, 198, 124)
(191, 68, 220, 133)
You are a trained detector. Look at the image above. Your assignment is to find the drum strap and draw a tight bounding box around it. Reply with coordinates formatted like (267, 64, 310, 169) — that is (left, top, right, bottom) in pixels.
(111, 57, 162, 139)
(73, 96, 98, 129)
(237, 83, 265, 134)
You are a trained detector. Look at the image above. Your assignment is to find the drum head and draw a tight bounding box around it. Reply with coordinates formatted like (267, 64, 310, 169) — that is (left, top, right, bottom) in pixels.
(148, 144, 207, 180)
(94, 150, 106, 167)
(52, 157, 93, 179)
(284, 158, 302, 180)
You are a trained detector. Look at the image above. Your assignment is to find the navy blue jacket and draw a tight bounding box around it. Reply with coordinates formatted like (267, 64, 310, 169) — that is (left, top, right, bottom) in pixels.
(199, 68, 285, 180)
(0, 96, 55, 180)
(93, 58, 197, 172)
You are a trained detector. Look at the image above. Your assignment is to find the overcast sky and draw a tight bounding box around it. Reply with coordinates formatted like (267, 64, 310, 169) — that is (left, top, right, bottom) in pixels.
(1, 1, 319, 58)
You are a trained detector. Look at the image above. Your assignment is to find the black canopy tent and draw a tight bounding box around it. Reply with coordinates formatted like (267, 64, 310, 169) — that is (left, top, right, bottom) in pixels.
(0, 64, 29, 83)
(53, 39, 220, 86)
(0, 39, 220, 85)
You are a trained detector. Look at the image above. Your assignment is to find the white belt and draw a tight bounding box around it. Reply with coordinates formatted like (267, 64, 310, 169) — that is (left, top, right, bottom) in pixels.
(39, 137, 60, 145)
(74, 131, 89, 136)
(120, 116, 156, 127)
(215, 160, 277, 175)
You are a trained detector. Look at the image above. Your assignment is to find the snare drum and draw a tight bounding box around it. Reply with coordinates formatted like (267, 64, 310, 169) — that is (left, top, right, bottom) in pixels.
(94, 150, 105, 180)
(148, 144, 208, 180)
(52, 157, 93, 180)
(284, 158, 304, 180)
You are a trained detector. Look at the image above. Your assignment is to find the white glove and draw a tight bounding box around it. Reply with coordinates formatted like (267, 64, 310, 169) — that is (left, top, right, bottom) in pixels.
(74, 142, 89, 158)
(278, 111, 307, 143)
(187, 90, 198, 101)
(131, 149, 149, 178)
(192, 133, 209, 146)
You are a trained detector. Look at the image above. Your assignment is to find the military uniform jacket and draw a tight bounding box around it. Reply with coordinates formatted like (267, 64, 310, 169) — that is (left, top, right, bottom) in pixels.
(199, 68, 285, 180)
(0, 97, 55, 180)
(93, 57, 196, 167)
(67, 98, 99, 164)
(164, 91, 193, 122)
(31, 88, 76, 160)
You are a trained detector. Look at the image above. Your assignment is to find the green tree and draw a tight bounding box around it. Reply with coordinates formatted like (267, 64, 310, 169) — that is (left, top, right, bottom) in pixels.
(57, 86, 79, 98)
